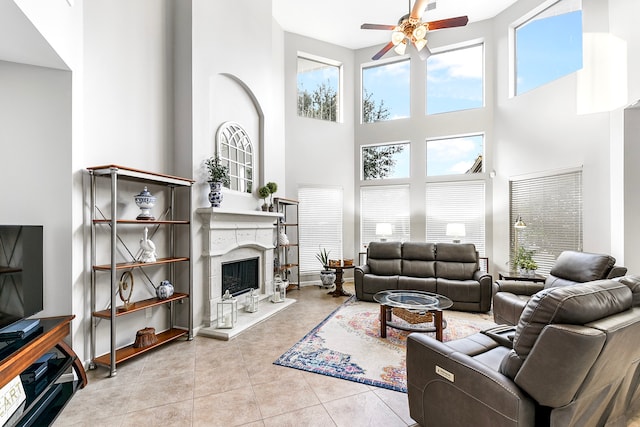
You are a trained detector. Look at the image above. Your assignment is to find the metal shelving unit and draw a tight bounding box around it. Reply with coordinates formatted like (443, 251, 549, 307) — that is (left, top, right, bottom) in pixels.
(274, 197, 299, 290)
(87, 165, 193, 377)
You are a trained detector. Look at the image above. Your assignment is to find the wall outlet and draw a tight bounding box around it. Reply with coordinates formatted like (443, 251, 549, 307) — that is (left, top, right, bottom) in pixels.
(145, 307, 152, 319)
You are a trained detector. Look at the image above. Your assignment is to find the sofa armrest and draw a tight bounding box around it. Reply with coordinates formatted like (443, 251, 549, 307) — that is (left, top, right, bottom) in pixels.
(354, 265, 369, 300)
(493, 280, 545, 296)
(407, 334, 535, 427)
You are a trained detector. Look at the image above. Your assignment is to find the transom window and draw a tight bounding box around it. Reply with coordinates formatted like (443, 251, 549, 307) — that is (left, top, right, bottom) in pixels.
(362, 59, 410, 123)
(427, 134, 484, 176)
(297, 53, 341, 122)
(427, 43, 484, 115)
(362, 142, 410, 180)
(216, 122, 253, 193)
(514, 0, 583, 95)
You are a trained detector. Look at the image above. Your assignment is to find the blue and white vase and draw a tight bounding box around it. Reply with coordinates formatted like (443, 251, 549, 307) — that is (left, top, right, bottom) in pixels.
(208, 181, 223, 207)
(156, 280, 174, 299)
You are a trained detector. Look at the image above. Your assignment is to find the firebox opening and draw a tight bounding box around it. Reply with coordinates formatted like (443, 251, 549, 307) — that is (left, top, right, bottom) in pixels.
(222, 257, 259, 297)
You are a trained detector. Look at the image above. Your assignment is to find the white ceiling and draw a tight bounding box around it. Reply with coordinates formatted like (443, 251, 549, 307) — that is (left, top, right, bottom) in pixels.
(272, 0, 518, 50)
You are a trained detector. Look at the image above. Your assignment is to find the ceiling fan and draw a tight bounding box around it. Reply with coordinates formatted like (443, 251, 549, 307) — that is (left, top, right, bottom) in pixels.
(361, 0, 468, 61)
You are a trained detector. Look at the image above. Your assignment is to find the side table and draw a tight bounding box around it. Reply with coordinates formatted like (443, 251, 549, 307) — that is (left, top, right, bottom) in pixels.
(498, 271, 546, 283)
(324, 264, 354, 297)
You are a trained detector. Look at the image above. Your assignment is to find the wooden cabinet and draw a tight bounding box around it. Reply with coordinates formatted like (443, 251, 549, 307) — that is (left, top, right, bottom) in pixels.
(274, 198, 299, 290)
(87, 165, 193, 377)
(0, 316, 87, 427)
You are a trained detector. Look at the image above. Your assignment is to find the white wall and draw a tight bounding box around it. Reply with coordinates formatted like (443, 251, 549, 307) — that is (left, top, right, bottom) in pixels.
(0, 61, 73, 323)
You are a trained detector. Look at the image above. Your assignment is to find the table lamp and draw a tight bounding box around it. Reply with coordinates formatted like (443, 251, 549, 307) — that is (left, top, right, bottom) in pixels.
(375, 223, 393, 241)
(446, 223, 466, 243)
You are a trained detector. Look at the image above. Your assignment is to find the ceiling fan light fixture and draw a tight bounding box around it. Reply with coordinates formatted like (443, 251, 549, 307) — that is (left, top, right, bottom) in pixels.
(414, 38, 427, 51)
(394, 40, 407, 55)
(413, 24, 427, 40)
(391, 29, 405, 46)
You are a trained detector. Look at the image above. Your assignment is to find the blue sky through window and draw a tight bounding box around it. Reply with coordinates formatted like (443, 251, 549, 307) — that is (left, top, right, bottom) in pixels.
(516, 9, 583, 95)
(427, 135, 484, 176)
(362, 60, 411, 121)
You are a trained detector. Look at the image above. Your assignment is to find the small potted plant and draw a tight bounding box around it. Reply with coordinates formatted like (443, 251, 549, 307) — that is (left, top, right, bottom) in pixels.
(266, 181, 278, 211)
(258, 186, 270, 211)
(515, 247, 538, 276)
(316, 247, 336, 287)
(204, 155, 230, 207)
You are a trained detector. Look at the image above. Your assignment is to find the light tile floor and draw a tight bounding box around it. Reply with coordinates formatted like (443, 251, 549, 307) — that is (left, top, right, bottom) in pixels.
(55, 282, 640, 427)
(54, 282, 418, 427)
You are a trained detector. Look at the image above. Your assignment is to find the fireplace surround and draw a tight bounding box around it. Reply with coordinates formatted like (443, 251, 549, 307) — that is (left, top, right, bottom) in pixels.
(196, 208, 295, 339)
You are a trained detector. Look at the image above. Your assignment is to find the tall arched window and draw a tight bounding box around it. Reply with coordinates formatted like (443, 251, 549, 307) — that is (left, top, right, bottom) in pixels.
(216, 122, 254, 193)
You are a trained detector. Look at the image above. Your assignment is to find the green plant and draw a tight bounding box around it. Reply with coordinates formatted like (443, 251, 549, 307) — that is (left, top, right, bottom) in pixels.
(204, 155, 230, 185)
(315, 247, 331, 268)
(266, 181, 278, 205)
(258, 186, 270, 202)
(515, 247, 538, 271)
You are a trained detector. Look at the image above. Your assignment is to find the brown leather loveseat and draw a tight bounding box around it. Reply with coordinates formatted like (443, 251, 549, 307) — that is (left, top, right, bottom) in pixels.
(406, 278, 640, 426)
(354, 241, 492, 312)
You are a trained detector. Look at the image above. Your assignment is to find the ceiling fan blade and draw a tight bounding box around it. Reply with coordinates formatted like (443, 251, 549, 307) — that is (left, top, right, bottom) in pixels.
(410, 0, 431, 20)
(426, 16, 469, 30)
(372, 41, 395, 60)
(361, 23, 396, 30)
(417, 45, 432, 61)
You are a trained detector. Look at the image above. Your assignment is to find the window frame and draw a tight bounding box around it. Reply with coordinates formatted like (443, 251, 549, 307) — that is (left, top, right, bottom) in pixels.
(361, 141, 411, 181)
(361, 56, 411, 124)
(426, 133, 485, 177)
(216, 121, 254, 194)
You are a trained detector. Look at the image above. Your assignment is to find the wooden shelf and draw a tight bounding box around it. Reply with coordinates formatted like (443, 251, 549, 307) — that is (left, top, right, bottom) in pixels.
(92, 293, 188, 318)
(278, 263, 298, 269)
(93, 219, 190, 225)
(0, 266, 21, 274)
(93, 257, 189, 271)
(281, 223, 298, 227)
(279, 243, 299, 248)
(93, 328, 187, 367)
(87, 164, 195, 187)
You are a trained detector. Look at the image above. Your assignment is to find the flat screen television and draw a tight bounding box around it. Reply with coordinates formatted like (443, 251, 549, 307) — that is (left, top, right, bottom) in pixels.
(0, 225, 44, 331)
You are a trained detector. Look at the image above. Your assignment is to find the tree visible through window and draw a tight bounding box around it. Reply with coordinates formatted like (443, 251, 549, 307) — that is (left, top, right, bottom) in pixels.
(297, 55, 340, 122)
(362, 59, 410, 122)
(362, 143, 410, 180)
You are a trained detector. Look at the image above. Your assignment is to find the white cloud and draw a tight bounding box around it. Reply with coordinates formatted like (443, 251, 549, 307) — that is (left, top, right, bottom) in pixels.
(428, 45, 483, 80)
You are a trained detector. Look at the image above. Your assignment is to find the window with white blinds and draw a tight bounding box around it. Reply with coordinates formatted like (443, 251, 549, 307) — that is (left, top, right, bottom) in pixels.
(298, 186, 343, 274)
(510, 169, 582, 275)
(425, 181, 486, 255)
(360, 185, 411, 247)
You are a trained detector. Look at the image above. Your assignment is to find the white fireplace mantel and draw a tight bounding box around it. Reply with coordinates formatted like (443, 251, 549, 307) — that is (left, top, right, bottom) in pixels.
(196, 207, 294, 339)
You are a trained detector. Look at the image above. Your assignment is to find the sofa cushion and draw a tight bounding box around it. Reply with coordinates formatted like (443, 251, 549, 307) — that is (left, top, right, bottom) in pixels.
(545, 251, 615, 288)
(367, 242, 402, 275)
(437, 279, 481, 303)
(360, 275, 399, 296)
(513, 280, 631, 359)
(401, 242, 436, 277)
(435, 243, 478, 280)
(398, 276, 437, 293)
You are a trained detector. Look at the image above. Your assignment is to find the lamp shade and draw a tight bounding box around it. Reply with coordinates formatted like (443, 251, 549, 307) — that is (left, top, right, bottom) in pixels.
(514, 216, 527, 229)
(446, 223, 466, 238)
(375, 223, 393, 238)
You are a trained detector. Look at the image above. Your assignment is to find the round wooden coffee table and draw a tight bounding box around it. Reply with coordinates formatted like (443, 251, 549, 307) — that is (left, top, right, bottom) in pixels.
(373, 290, 453, 341)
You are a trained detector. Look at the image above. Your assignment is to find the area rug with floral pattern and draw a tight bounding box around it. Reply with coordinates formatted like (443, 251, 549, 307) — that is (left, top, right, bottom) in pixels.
(274, 296, 496, 393)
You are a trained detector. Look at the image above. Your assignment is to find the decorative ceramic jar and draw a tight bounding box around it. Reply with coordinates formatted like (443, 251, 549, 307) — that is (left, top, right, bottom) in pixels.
(272, 274, 286, 303)
(320, 270, 336, 287)
(217, 290, 238, 328)
(156, 280, 174, 299)
(245, 288, 259, 313)
(134, 186, 156, 220)
(278, 229, 289, 246)
(208, 181, 223, 207)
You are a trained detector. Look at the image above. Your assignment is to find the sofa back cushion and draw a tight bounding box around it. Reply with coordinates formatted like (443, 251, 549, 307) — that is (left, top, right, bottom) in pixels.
(501, 280, 631, 377)
(367, 241, 402, 276)
(401, 242, 436, 277)
(434, 243, 478, 280)
(544, 251, 616, 289)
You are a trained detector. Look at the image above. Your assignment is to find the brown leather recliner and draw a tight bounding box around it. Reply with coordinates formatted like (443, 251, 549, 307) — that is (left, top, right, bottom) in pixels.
(492, 250, 626, 325)
(406, 278, 640, 427)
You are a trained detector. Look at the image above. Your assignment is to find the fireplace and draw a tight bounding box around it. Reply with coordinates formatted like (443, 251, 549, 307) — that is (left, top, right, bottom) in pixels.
(222, 257, 259, 297)
(196, 208, 295, 339)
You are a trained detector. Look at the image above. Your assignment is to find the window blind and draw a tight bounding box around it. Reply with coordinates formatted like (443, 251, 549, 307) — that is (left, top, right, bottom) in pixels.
(425, 180, 486, 256)
(360, 185, 411, 247)
(510, 169, 582, 275)
(298, 187, 343, 274)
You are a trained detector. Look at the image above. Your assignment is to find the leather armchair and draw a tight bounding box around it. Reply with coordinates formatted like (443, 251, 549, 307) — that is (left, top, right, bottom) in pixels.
(407, 279, 640, 427)
(492, 250, 625, 325)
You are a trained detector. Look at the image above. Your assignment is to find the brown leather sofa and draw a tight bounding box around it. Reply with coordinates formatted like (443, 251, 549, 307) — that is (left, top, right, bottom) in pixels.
(492, 250, 626, 325)
(407, 278, 640, 427)
(354, 241, 492, 312)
